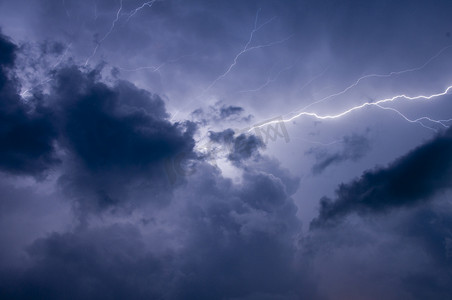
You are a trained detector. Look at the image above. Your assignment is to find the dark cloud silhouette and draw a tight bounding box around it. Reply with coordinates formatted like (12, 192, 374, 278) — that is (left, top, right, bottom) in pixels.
(208, 128, 235, 144)
(397, 207, 452, 299)
(301, 201, 452, 300)
(208, 129, 265, 163)
(308, 133, 371, 174)
(52, 67, 194, 172)
(219, 105, 244, 119)
(0, 160, 312, 300)
(311, 128, 452, 228)
(228, 134, 265, 163)
(191, 103, 253, 126)
(48, 66, 196, 212)
(1, 30, 196, 210)
(0, 225, 171, 300)
(0, 31, 16, 66)
(0, 31, 58, 175)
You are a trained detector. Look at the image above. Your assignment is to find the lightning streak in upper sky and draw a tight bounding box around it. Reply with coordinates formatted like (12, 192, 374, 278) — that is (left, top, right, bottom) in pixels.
(126, 0, 159, 22)
(85, 0, 162, 66)
(296, 44, 452, 112)
(171, 9, 291, 121)
(244, 45, 452, 134)
(374, 104, 452, 132)
(85, 0, 123, 66)
(203, 9, 293, 93)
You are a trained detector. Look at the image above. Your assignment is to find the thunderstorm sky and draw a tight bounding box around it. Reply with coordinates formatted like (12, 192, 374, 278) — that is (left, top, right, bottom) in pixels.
(1, 0, 452, 299)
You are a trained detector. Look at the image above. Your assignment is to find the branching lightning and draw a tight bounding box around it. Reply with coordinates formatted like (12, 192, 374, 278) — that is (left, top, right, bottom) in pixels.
(84, 0, 162, 66)
(85, 0, 123, 66)
(374, 104, 452, 132)
(250, 85, 452, 132)
(20, 43, 73, 98)
(171, 9, 292, 122)
(245, 45, 452, 134)
(203, 9, 293, 94)
(77, 3, 452, 136)
(295, 44, 452, 112)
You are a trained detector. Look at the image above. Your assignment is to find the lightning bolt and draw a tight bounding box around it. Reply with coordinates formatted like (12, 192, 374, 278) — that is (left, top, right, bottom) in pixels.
(250, 85, 452, 132)
(84, 0, 163, 66)
(85, 0, 123, 66)
(374, 104, 452, 132)
(296, 44, 452, 112)
(20, 43, 73, 98)
(171, 9, 292, 122)
(203, 9, 293, 93)
(126, 0, 160, 22)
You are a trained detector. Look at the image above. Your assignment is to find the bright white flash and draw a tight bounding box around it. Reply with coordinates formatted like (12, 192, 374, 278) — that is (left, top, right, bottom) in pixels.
(249, 45, 452, 133)
(251, 85, 452, 132)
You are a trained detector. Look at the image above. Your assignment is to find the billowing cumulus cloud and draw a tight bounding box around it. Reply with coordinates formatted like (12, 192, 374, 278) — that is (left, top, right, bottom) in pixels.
(0, 158, 310, 300)
(0, 31, 58, 175)
(49, 66, 196, 212)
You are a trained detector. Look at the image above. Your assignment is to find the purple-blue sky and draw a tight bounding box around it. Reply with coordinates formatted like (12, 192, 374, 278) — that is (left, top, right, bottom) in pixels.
(1, 0, 452, 299)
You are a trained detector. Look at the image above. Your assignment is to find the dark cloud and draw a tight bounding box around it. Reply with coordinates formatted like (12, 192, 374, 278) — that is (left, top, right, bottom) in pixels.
(0, 224, 171, 300)
(301, 200, 452, 300)
(0, 160, 312, 300)
(220, 105, 244, 119)
(308, 133, 371, 174)
(0, 31, 58, 176)
(1, 0, 452, 298)
(228, 134, 265, 163)
(311, 128, 452, 228)
(208, 128, 235, 144)
(0, 31, 16, 66)
(170, 164, 306, 300)
(52, 66, 194, 172)
(191, 103, 253, 126)
(1, 29, 196, 210)
(48, 66, 196, 212)
(208, 129, 265, 164)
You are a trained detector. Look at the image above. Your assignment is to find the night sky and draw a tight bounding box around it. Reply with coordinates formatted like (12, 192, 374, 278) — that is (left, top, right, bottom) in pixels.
(1, 0, 452, 299)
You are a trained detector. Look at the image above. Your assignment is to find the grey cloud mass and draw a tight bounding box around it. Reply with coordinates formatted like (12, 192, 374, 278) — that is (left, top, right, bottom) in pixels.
(1, 0, 452, 299)
(308, 133, 371, 174)
(311, 127, 452, 228)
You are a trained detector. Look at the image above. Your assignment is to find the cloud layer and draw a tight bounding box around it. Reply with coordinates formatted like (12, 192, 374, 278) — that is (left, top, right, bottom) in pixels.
(1, 1, 452, 299)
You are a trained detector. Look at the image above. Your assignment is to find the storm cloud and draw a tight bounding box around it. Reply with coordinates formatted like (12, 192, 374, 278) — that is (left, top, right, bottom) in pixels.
(0, 31, 58, 175)
(308, 133, 371, 174)
(311, 127, 452, 228)
(1, 1, 452, 299)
